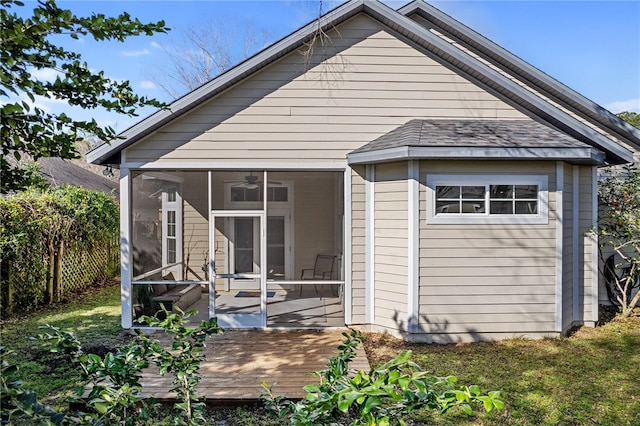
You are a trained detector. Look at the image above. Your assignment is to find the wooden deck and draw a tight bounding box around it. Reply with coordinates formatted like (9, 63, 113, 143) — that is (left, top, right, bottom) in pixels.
(140, 329, 370, 403)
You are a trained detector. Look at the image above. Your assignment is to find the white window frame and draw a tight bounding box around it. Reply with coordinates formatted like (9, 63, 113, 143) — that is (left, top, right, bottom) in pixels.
(161, 184, 183, 277)
(426, 174, 549, 225)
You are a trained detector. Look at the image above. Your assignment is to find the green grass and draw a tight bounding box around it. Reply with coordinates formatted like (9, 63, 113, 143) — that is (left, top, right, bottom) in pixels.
(365, 315, 640, 425)
(0, 280, 125, 402)
(2, 283, 638, 425)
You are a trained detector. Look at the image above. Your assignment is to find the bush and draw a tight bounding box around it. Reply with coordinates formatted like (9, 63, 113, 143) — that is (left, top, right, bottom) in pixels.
(598, 164, 640, 317)
(0, 185, 119, 316)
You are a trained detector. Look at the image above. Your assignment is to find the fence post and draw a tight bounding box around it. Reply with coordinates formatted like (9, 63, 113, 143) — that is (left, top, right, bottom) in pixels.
(54, 241, 64, 302)
(46, 241, 55, 304)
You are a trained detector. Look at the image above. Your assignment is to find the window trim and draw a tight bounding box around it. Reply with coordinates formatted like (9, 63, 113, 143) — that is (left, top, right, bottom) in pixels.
(426, 174, 549, 225)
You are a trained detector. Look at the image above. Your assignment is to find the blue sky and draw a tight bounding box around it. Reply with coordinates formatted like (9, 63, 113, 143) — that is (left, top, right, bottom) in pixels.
(15, 0, 640, 133)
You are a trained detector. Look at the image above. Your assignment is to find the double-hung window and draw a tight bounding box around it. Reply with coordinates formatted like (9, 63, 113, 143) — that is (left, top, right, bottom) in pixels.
(426, 175, 548, 224)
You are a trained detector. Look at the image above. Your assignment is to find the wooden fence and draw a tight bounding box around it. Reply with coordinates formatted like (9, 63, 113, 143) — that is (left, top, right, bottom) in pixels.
(2, 240, 119, 317)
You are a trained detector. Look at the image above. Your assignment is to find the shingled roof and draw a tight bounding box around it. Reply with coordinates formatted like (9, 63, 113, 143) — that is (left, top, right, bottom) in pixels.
(347, 119, 605, 165)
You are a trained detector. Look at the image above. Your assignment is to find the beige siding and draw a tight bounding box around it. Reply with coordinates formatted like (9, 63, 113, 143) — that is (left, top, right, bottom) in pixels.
(408, 13, 636, 155)
(418, 161, 558, 339)
(562, 164, 574, 331)
(125, 14, 526, 165)
(351, 166, 367, 323)
(373, 163, 408, 331)
(578, 166, 595, 321)
(182, 173, 209, 282)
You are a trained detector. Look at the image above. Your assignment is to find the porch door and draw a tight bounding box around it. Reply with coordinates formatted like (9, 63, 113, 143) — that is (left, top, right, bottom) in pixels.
(211, 211, 266, 328)
(227, 209, 292, 287)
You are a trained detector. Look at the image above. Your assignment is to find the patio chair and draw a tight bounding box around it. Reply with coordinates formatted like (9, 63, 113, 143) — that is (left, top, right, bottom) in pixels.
(300, 254, 336, 297)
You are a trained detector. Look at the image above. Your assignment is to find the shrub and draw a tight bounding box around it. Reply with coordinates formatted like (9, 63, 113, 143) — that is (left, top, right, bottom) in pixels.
(598, 164, 640, 317)
(262, 329, 503, 425)
(0, 185, 118, 316)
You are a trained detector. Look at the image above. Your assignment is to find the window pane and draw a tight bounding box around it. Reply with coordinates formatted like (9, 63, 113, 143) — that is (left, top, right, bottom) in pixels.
(461, 201, 484, 213)
(235, 249, 253, 274)
(516, 201, 537, 214)
(235, 218, 253, 248)
(267, 247, 285, 279)
(245, 187, 261, 201)
(436, 200, 458, 213)
(461, 186, 485, 198)
(167, 188, 176, 202)
(490, 201, 513, 214)
(167, 238, 176, 263)
(515, 185, 538, 199)
(167, 211, 176, 237)
(273, 186, 288, 201)
(490, 185, 512, 199)
(268, 217, 285, 245)
(231, 187, 245, 202)
(436, 186, 459, 198)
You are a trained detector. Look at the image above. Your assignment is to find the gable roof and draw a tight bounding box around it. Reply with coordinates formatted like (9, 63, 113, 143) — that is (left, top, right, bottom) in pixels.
(87, 0, 636, 166)
(39, 157, 119, 198)
(347, 119, 605, 165)
(399, 1, 640, 154)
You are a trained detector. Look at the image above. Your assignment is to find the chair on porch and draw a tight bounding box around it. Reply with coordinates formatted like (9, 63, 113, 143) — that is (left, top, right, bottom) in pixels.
(300, 254, 336, 297)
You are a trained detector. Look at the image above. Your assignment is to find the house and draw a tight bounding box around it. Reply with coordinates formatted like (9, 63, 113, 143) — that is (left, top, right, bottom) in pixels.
(38, 157, 119, 199)
(88, 0, 640, 342)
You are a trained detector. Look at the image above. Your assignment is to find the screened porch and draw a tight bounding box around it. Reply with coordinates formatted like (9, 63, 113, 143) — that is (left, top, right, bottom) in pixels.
(128, 170, 346, 328)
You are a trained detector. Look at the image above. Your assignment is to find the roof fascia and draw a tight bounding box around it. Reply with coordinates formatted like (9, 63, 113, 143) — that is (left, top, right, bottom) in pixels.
(399, 0, 640, 152)
(88, 0, 634, 166)
(87, 0, 367, 165)
(364, 0, 632, 164)
(347, 145, 606, 166)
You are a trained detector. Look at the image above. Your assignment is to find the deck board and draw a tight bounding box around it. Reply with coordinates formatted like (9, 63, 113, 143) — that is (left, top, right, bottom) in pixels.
(140, 329, 370, 402)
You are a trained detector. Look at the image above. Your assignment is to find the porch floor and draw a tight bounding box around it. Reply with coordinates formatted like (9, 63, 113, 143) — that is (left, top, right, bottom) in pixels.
(185, 289, 345, 327)
(140, 329, 370, 402)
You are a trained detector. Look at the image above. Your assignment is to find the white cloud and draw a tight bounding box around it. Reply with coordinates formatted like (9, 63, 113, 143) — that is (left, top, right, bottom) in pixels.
(121, 48, 150, 57)
(150, 41, 163, 49)
(140, 80, 156, 89)
(604, 98, 640, 114)
(30, 67, 63, 82)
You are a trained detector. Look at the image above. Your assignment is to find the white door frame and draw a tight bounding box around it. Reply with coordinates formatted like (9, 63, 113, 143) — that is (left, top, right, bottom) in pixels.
(210, 210, 266, 329)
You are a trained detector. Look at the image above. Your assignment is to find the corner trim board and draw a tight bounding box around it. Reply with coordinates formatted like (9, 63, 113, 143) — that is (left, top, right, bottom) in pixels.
(407, 161, 419, 333)
(555, 162, 564, 332)
(120, 168, 132, 329)
(591, 166, 599, 322)
(572, 166, 579, 322)
(365, 165, 375, 324)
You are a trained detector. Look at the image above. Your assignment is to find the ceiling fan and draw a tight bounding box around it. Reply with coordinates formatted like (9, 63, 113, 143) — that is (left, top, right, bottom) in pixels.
(225, 172, 281, 189)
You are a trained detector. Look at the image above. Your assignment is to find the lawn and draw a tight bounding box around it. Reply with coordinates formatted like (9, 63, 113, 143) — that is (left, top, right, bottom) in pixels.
(364, 314, 640, 425)
(0, 280, 126, 402)
(1, 281, 638, 425)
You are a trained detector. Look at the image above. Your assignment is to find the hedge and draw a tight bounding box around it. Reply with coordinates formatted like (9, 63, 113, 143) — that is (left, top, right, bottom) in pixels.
(0, 185, 119, 317)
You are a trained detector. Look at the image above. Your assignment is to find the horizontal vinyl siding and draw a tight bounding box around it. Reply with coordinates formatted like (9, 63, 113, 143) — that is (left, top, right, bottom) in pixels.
(125, 14, 526, 165)
(351, 166, 367, 323)
(562, 164, 574, 330)
(182, 173, 209, 282)
(578, 166, 595, 320)
(374, 163, 408, 331)
(418, 161, 557, 339)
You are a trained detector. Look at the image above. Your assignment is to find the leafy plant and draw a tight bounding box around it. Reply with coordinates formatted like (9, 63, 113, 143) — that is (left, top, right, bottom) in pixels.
(138, 307, 224, 426)
(597, 164, 640, 317)
(263, 329, 503, 425)
(0, 185, 119, 317)
(1, 0, 169, 192)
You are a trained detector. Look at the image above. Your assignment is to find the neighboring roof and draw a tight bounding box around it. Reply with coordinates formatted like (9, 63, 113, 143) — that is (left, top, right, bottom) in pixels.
(347, 119, 605, 165)
(87, 0, 636, 166)
(39, 157, 119, 198)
